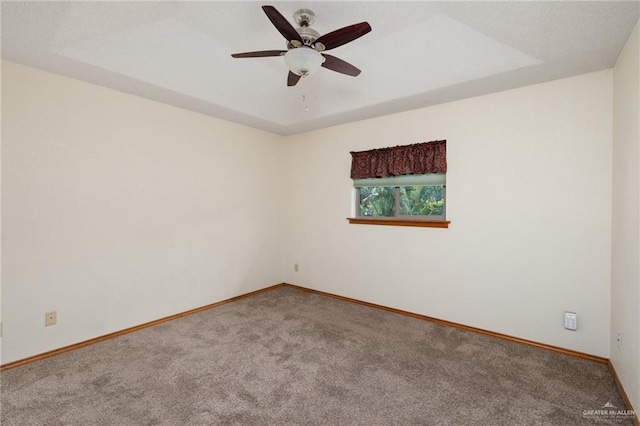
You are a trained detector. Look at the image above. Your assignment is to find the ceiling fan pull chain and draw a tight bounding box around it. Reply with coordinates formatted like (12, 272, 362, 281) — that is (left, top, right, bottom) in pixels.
(301, 85, 310, 113)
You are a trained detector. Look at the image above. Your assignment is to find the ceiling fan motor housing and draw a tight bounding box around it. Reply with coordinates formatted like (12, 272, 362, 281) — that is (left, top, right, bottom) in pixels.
(293, 27, 320, 47)
(287, 9, 321, 49)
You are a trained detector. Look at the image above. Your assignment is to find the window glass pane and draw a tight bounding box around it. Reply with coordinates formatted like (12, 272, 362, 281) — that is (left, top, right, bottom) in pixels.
(399, 185, 444, 216)
(358, 187, 395, 217)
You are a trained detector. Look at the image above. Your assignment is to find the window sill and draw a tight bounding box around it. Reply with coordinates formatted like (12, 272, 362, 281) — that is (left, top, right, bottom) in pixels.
(347, 218, 450, 228)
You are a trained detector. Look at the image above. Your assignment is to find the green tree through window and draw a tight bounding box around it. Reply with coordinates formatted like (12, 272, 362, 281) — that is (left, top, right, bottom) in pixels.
(359, 186, 395, 217)
(399, 186, 444, 216)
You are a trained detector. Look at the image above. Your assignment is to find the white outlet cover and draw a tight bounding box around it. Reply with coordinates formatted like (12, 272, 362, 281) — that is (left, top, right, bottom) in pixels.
(564, 312, 577, 330)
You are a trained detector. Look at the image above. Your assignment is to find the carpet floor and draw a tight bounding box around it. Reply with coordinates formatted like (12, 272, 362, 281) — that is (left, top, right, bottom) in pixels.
(0, 286, 632, 425)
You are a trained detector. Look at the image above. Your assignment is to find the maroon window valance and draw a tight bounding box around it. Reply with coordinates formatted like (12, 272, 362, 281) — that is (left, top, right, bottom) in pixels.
(350, 140, 446, 179)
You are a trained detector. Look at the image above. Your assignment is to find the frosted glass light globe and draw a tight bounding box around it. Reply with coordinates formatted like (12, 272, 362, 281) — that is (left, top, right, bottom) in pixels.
(284, 47, 324, 76)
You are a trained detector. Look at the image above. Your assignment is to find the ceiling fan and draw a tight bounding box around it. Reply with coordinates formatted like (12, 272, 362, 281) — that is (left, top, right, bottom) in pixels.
(231, 5, 371, 87)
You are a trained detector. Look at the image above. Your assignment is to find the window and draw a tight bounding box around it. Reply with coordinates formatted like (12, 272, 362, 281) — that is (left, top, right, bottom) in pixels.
(354, 174, 446, 221)
(348, 140, 449, 228)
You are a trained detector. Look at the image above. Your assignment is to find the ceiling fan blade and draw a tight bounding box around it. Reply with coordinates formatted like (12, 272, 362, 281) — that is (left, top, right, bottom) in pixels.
(287, 71, 301, 87)
(262, 5, 303, 44)
(315, 22, 371, 51)
(231, 50, 285, 58)
(321, 54, 361, 77)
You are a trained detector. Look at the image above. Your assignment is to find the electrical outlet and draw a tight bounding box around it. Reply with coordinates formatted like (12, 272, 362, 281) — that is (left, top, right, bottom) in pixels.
(617, 331, 622, 349)
(294, 263, 299, 272)
(564, 312, 577, 331)
(45, 311, 57, 327)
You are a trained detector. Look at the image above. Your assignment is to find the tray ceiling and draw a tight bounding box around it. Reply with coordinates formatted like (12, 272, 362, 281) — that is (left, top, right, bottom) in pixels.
(2, 1, 639, 135)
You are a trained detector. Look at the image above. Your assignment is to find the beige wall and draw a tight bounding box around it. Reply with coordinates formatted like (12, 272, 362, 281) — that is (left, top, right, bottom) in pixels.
(611, 19, 640, 411)
(1, 62, 285, 363)
(283, 70, 613, 357)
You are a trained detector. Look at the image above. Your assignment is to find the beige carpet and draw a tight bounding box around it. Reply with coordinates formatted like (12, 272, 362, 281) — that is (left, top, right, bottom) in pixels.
(1, 286, 632, 425)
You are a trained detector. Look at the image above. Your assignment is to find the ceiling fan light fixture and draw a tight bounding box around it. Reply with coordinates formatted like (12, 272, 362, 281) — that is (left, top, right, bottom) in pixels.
(231, 6, 370, 86)
(284, 47, 324, 77)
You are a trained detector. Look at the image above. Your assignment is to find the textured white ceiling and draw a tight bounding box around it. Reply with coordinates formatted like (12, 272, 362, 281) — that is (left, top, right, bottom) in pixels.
(2, 1, 639, 135)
